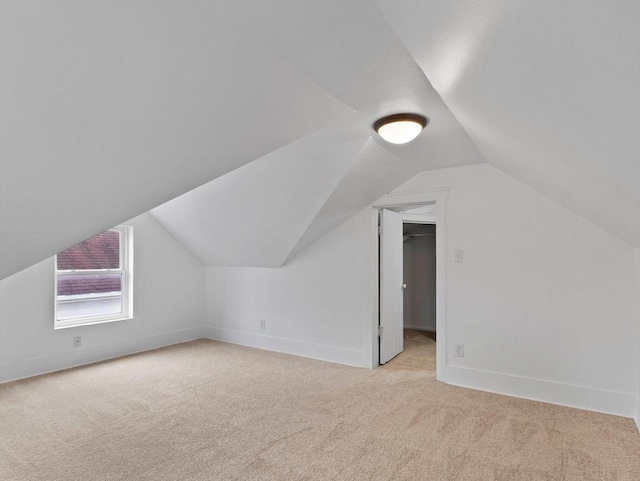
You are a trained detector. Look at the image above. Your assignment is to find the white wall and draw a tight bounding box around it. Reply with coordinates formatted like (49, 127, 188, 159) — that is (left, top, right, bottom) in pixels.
(0, 213, 204, 383)
(204, 164, 637, 417)
(395, 165, 637, 417)
(403, 233, 436, 331)
(204, 210, 373, 367)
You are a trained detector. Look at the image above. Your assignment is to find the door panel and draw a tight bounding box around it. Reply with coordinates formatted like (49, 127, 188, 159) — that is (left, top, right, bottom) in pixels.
(379, 209, 404, 364)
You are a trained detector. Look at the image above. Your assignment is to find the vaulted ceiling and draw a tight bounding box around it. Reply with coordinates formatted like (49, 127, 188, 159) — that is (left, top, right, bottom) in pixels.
(1, 1, 638, 277)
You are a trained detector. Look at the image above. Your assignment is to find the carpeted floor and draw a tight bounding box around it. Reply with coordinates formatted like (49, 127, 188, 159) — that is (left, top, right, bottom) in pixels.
(1, 331, 639, 480)
(381, 329, 437, 372)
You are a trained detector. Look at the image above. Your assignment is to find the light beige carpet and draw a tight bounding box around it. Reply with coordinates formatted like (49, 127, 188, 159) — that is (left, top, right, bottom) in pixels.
(1, 331, 639, 480)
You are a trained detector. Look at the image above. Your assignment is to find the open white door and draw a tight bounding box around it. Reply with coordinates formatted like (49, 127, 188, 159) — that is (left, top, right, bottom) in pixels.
(379, 209, 404, 364)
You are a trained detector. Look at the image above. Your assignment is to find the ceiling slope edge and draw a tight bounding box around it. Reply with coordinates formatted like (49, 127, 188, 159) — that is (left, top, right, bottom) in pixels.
(272, 138, 371, 267)
(281, 139, 418, 266)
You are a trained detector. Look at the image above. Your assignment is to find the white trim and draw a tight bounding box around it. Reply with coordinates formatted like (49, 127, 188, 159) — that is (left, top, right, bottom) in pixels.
(636, 247, 640, 431)
(0, 326, 204, 384)
(371, 189, 448, 380)
(204, 326, 366, 367)
(402, 213, 436, 224)
(54, 225, 134, 329)
(57, 291, 121, 302)
(445, 365, 636, 418)
(53, 315, 134, 330)
(368, 208, 380, 368)
(124, 225, 134, 321)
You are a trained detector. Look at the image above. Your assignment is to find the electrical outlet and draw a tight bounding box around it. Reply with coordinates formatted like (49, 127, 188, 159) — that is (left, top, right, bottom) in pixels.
(454, 250, 464, 263)
(73, 336, 82, 348)
(259, 320, 266, 330)
(455, 344, 464, 358)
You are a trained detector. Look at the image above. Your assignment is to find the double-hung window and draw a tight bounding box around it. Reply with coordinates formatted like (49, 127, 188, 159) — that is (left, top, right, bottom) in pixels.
(54, 226, 133, 328)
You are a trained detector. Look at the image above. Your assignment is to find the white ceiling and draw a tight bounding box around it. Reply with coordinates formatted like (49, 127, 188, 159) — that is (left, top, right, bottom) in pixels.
(1, 1, 638, 277)
(0, 0, 351, 278)
(376, 0, 640, 246)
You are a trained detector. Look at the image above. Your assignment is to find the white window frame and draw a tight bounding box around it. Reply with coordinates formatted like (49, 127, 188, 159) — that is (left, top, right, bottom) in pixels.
(54, 225, 133, 329)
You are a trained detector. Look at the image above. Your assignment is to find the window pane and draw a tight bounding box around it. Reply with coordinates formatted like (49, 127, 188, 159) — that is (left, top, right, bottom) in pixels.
(56, 274, 122, 321)
(57, 273, 122, 296)
(57, 230, 120, 270)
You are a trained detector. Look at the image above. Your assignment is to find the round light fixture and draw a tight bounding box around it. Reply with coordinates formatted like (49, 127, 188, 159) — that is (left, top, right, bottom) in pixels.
(373, 113, 428, 144)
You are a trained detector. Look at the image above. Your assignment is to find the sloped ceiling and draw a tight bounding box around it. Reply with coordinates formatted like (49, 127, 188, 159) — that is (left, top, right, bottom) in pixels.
(376, 0, 640, 246)
(2, 1, 638, 277)
(0, 0, 352, 279)
(149, 0, 485, 267)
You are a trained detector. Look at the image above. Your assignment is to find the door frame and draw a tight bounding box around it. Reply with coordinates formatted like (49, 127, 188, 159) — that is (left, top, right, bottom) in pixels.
(401, 212, 437, 335)
(369, 189, 448, 382)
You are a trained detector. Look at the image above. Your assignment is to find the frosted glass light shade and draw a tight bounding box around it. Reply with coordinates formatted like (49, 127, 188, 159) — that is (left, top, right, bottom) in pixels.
(373, 113, 427, 144)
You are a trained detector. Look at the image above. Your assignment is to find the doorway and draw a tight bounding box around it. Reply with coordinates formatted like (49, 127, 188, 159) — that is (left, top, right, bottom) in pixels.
(369, 190, 447, 380)
(398, 222, 436, 371)
(378, 207, 436, 369)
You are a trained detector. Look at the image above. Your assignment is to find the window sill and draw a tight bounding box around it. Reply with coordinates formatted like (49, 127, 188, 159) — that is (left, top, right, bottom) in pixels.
(54, 315, 133, 330)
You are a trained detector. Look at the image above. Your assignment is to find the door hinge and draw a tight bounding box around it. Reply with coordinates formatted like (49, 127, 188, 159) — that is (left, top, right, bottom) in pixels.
(378, 224, 382, 235)
(378, 326, 383, 338)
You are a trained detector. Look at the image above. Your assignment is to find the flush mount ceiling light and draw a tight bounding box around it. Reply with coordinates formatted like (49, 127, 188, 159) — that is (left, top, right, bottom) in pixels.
(373, 113, 428, 144)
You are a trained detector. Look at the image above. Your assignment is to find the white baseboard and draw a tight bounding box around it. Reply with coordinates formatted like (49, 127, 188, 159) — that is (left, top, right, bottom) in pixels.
(0, 326, 204, 384)
(635, 399, 640, 432)
(445, 365, 636, 418)
(204, 325, 366, 368)
(6, 323, 634, 422)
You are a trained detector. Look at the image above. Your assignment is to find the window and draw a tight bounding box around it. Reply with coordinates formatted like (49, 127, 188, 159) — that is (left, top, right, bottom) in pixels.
(55, 226, 133, 328)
